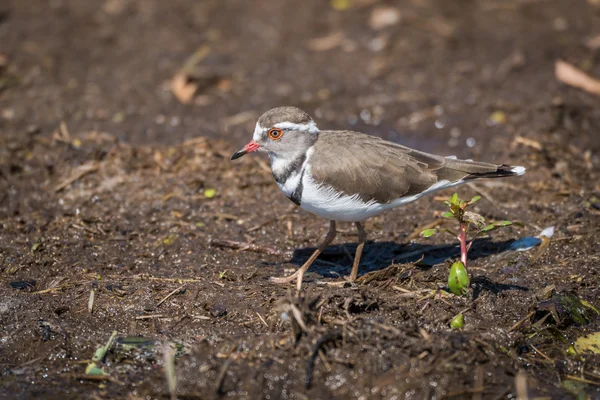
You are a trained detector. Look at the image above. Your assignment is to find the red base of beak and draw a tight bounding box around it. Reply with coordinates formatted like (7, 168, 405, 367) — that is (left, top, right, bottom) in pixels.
(231, 140, 260, 160)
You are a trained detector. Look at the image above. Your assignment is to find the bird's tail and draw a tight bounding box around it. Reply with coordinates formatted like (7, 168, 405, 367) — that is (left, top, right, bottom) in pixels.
(463, 164, 526, 180)
(433, 157, 526, 182)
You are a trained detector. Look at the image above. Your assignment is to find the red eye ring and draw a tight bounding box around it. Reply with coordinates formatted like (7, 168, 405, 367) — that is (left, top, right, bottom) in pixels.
(268, 128, 283, 140)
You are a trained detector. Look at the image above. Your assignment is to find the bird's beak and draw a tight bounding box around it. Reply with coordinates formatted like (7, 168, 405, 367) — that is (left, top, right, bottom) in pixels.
(231, 140, 260, 160)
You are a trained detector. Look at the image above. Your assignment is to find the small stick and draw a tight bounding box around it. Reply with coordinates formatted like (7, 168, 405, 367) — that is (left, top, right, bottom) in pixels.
(565, 375, 600, 386)
(529, 343, 552, 362)
(162, 343, 177, 400)
(135, 314, 166, 320)
(209, 239, 291, 257)
(147, 277, 202, 283)
(507, 311, 535, 332)
(515, 371, 528, 399)
(54, 162, 100, 192)
(406, 219, 444, 242)
(88, 289, 95, 314)
(157, 285, 186, 308)
(256, 312, 268, 327)
(32, 286, 70, 294)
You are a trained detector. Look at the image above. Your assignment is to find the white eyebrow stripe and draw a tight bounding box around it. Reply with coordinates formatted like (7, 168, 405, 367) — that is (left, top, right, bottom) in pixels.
(253, 122, 267, 141)
(273, 121, 319, 134)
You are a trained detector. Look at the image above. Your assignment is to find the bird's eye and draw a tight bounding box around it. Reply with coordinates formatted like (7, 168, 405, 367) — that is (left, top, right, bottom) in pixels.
(268, 128, 283, 140)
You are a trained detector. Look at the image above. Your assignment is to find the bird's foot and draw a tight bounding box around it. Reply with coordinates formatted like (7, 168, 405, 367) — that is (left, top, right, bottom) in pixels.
(269, 271, 300, 284)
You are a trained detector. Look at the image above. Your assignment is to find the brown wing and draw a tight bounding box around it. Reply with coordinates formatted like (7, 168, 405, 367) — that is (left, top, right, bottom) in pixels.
(309, 131, 503, 204)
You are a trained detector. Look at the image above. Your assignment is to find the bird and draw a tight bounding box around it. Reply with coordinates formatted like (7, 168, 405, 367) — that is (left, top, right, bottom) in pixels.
(231, 106, 525, 291)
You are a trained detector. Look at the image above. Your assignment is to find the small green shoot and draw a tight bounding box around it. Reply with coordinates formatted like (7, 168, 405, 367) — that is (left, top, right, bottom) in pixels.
(421, 193, 519, 295)
(450, 313, 465, 329)
(85, 330, 117, 376)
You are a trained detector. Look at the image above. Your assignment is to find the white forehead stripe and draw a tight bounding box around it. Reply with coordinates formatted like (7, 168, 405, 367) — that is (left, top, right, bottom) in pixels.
(253, 122, 267, 141)
(274, 121, 320, 134)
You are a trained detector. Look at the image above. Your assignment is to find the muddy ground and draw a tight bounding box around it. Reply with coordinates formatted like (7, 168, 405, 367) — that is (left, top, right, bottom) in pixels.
(1, 0, 600, 399)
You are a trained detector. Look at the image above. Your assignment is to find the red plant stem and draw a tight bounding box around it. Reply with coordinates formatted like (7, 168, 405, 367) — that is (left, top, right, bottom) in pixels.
(459, 222, 467, 267)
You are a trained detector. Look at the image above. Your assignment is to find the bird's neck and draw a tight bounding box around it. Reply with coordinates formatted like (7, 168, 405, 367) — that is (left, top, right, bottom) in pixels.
(270, 149, 310, 184)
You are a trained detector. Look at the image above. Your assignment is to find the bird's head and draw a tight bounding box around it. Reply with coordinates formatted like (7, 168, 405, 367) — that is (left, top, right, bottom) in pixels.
(231, 106, 319, 161)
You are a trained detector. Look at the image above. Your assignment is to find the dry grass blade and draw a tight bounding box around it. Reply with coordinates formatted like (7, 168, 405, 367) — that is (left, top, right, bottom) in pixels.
(307, 32, 345, 52)
(508, 311, 535, 332)
(555, 60, 600, 96)
(515, 371, 528, 399)
(88, 289, 95, 314)
(289, 304, 308, 332)
(156, 285, 186, 308)
(162, 343, 177, 400)
(54, 162, 100, 192)
(530, 236, 551, 264)
(209, 239, 291, 257)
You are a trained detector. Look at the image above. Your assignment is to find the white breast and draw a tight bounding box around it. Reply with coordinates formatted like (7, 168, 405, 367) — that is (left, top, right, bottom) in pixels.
(298, 173, 389, 222)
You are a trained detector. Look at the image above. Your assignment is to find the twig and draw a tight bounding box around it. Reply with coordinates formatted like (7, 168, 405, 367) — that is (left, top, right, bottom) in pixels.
(146, 276, 202, 283)
(157, 285, 186, 308)
(289, 304, 308, 332)
(508, 311, 535, 332)
(54, 162, 100, 192)
(406, 219, 444, 242)
(135, 314, 166, 320)
(32, 285, 71, 294)
(88, 289, 95, 314)
(162, 343, 178, 400)
(209, 239, 291, 257)
(529, 343, 552, 362)
(565, 375, 600, 386)
(515, 371, 528, 399)
(256, 312, 268, 327)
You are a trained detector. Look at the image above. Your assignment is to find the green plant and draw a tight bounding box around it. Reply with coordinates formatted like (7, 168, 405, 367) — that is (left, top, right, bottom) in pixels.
(421, 193, 518, 295)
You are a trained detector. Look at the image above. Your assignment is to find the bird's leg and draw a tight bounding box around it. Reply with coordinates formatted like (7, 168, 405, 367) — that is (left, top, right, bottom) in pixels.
(348, 222, 367, 281)
(270, 220, 337, 291)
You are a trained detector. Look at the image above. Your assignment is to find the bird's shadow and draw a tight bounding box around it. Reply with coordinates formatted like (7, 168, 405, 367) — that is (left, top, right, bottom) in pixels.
(289, 237, 532, 295)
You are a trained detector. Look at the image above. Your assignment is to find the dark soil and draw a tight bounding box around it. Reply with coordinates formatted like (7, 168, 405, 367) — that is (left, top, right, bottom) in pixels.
(1, 0, 600, 399)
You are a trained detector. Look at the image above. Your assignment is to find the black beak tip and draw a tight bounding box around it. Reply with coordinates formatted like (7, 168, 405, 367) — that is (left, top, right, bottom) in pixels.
(231, 151, 245, 161)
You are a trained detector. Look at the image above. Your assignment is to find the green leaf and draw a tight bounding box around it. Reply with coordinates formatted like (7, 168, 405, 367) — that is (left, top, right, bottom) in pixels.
(498, 220, 513, 226)
(443, 201, 451, 206)
(450, 193, 460, 205)
(581, 300, 600, 315)
(450, 313, 464, 329)
(441, 211, 454, 219)
(421, 228, 438, 238)
(85, 363, 106, 376)
(469, 195, 481, 204)
(480, 224, 496, 233)
(448, 261, 470, 296)
(573, 332, 600, 355)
